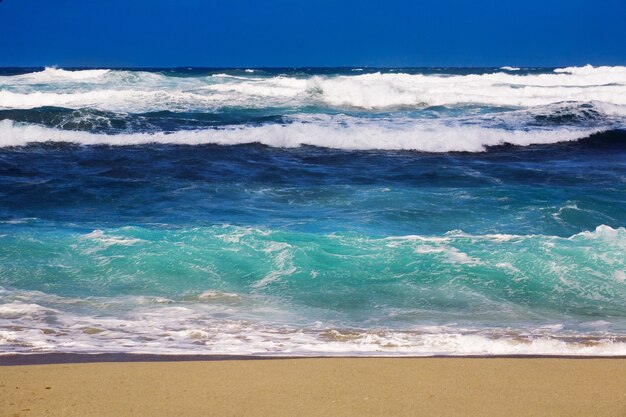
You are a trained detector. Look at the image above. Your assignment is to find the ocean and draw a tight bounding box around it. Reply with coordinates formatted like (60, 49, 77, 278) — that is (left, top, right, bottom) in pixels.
(0, 66, 625, 356)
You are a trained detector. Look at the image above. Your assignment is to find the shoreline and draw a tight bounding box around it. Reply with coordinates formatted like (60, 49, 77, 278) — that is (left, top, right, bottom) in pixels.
(2, 357, 625, 417)
(2, 352, 626, 366)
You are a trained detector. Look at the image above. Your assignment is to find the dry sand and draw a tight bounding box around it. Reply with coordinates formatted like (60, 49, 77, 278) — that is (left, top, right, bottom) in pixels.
(1, 357, 626, 417)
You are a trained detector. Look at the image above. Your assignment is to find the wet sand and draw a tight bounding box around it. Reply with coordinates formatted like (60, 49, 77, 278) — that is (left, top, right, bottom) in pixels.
(1, 357, 625, 417)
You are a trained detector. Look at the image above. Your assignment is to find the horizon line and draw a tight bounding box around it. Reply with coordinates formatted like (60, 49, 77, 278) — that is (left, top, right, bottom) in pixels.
(0, 64, 604, 70)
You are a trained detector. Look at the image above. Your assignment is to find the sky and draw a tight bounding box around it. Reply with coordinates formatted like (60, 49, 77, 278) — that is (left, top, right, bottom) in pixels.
(0, 0, 624, 68)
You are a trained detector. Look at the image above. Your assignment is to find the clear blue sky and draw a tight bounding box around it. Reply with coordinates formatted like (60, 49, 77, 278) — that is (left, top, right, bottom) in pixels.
(1, 0, 624, 67)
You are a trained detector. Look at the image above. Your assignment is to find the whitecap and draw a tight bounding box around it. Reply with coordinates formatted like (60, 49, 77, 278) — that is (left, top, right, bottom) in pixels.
(0, 119, 604, 152)
(2, 65, 626, 111)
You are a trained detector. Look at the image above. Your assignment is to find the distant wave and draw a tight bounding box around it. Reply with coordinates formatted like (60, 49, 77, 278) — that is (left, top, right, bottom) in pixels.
(2, 65, 626, 111)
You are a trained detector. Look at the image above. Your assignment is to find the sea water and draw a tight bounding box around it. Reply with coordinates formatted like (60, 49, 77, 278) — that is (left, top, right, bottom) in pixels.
(0, 66, 625, 356)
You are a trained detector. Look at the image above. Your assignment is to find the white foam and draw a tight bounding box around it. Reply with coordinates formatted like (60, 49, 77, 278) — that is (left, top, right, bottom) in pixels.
(198, 291, 241, 300)
(613, 271, 626, 283)
(554, 64, 626, 75)
(570, 225, 626, 241)
(0, 89, 226, 113)
(398, 227, 623, 244)
(0, 119, 603, 152)
(82, 229, 144, 247)
(2, 67, 111, 83)
(311, 71, 626, 108)
(0, 302, 52, 319)
(441, 247, 482, 265)
(2, 301, 626, 356)
(1, 65, 626, 111)
(253, 242, 297, 288)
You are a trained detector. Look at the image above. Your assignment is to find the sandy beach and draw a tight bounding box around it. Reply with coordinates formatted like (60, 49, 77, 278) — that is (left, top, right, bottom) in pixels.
(1, 357, 625, 417)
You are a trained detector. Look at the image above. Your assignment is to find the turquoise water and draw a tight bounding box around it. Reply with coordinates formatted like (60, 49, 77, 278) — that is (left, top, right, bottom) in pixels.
(0, 66, 625, 355)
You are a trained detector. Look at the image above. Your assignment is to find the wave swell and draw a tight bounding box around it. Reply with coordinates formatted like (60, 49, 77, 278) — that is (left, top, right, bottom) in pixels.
(1, 65, 626, 111)
(0, 118, 608, 152)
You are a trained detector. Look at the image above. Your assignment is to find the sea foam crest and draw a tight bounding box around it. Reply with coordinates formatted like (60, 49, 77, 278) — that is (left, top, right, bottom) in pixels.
(0, 119, 603, 152)
(309, 67, 626, 108)
(2, 65, 626, 111)
(2, 67, 111, 82)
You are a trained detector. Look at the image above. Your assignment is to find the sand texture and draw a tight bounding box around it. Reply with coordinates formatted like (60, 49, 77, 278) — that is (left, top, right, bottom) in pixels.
(2, 357, 626, 417)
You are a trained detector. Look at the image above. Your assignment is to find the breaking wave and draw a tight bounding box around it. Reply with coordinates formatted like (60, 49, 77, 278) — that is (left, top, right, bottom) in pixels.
(1, 224, 625, 356)
(0, 118, 606, 152)
(2, 65, 626, 111)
